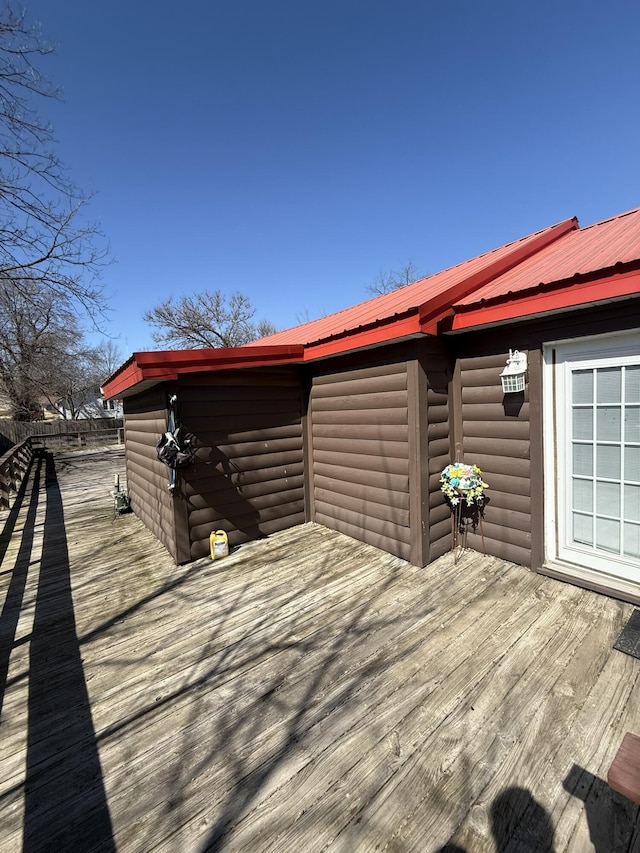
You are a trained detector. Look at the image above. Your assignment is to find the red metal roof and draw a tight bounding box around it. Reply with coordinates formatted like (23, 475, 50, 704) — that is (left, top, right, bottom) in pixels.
(448, 268, 640, 333)
(447, 206, 640, 331)
(455, 206, 640, 307)
(103, 206, 640, 398)
(248, 217, 577, 350)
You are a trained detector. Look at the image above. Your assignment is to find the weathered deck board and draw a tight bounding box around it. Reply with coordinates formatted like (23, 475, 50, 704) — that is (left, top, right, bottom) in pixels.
(1, 447, 640, 852)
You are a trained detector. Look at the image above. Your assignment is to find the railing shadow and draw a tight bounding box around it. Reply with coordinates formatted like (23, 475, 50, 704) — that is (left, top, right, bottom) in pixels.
(0, 454, 42, 719)
(22, 453, 115, 852)
(5, 446, 638, 851)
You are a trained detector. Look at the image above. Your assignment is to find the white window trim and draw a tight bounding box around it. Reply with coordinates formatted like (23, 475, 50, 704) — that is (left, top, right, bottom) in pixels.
(543, 328, 640, 585)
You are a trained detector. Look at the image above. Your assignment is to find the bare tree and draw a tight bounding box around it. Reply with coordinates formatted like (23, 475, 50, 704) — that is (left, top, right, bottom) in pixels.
(0, 275, 80, 418)
(46, 347, 107, 419)
(366, 260, 423, 296)
(255, 318, 278, 340)
(0, 274, 121, 419)
(0, 4, 109, 318)
(93, 339, 124, 378)
(144, 290, 277, 349)
(49, 338, 125, 419)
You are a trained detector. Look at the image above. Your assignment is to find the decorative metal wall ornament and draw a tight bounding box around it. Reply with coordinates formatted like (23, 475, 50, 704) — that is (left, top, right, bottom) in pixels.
(156, 394, 196, 492)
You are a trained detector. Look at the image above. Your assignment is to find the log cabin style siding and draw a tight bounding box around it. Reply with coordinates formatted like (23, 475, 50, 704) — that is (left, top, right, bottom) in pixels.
(450, 299, 640, 575)
(123, 387, 179, 561)
(453, 352, 533, 567)
(305, 340, 452, 567)
(177, 369, 305, 561)
(309, 358, 412, 561)
(421, 342, 453, 562)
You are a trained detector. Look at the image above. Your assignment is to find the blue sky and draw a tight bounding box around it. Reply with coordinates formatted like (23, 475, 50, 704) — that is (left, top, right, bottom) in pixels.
(23, 0, 640, 355)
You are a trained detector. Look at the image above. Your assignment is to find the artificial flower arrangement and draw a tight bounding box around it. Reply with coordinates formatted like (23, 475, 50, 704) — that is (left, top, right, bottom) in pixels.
(440, 463, 489, 506)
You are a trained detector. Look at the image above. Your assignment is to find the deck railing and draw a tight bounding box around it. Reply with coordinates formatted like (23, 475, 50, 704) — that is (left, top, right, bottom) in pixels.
(31, 427, 123, 451)
(0, 436, 36, 510)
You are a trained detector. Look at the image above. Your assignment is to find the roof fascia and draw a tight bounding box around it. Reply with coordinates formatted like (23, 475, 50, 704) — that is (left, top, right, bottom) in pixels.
(101, 360, 146, 399)
(102, 344, 304, 399)
(418, 217, 578, 334)
(444, 268, 640, 332)
(301, 312, 423, 361)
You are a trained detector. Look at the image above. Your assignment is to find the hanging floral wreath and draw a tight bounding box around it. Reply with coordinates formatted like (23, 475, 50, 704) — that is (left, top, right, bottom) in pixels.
(440, 463, 489, 506)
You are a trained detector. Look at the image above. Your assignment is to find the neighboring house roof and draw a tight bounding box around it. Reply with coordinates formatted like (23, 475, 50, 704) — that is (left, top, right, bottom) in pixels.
(102, 206, 640, 400)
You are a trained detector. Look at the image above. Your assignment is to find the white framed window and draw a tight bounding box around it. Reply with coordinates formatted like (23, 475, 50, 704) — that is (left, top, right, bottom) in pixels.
(544, 330, 640, 583)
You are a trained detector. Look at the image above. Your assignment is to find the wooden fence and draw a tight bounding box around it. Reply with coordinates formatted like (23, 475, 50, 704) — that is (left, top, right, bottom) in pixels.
(35, 428, 124, 451)
(0, 419, 124, 451)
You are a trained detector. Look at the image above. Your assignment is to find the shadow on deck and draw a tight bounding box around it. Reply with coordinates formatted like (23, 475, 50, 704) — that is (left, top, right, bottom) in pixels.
(0, 448, 639, 852)
(0, 452, 114, 851)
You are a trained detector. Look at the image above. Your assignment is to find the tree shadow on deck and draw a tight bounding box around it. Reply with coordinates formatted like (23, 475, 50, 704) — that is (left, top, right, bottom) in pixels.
(22, 453, 115, 852)
(197, 556, 410, 852)
(83, 522, 440, 851)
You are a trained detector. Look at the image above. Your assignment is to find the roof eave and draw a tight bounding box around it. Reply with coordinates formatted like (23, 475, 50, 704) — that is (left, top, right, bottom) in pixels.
(102, 344, 305, 399)
(418, 216, 578, 334)
(444, 267, 640, 333)
(299, 309, 425, 361)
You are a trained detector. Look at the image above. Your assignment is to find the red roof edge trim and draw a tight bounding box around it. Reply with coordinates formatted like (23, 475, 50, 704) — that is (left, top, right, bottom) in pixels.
(445, 268, 640, 332)
(418, 217, 578, 334)
(301, 308, 419, 349)
(101, 359, 145, 399)
(301, 312, 423, 361)
(102, 344, 304, 398)
(451, 259, 640, 317)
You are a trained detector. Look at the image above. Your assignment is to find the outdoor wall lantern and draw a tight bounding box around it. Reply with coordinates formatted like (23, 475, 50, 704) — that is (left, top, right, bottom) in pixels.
(500, 349, 527, 393)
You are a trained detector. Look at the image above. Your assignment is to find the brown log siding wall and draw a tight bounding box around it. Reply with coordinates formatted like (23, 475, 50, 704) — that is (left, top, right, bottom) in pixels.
(309, 360, 412, 561)
(178, 369, 305, 561)
(123, 388, 179, 560)
(451, 299, 640, 571)
(455, 352, 533, 566)
(422, 344, 453, 562)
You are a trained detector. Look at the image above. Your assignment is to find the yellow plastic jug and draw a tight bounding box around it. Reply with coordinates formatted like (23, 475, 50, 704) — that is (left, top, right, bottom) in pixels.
(210, 530, 229, 560)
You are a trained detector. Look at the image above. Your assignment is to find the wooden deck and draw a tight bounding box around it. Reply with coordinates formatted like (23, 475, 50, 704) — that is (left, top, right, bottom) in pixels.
(1, 447, 639, 852)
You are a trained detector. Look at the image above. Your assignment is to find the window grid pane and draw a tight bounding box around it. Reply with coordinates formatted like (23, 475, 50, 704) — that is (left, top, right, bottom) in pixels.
(625, 484, 640, 523)
(573, 478, 593, 513)
(624, 523, 640, 559)
(626, 366, 640, 403)
(596, 407, 621, 442)
(573, 513, 592, 546)
(572, 370, 593, 404)
(570, 363, 640, 562)
(625, 406, 640, 443)
(595, 516, 620, 552)
(596, 445, 621, 480)
(596, 367, 622, 404)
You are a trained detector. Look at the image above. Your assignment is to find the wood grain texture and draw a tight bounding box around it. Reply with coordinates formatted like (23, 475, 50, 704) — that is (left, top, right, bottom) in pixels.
(3, 447, 638, 852)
